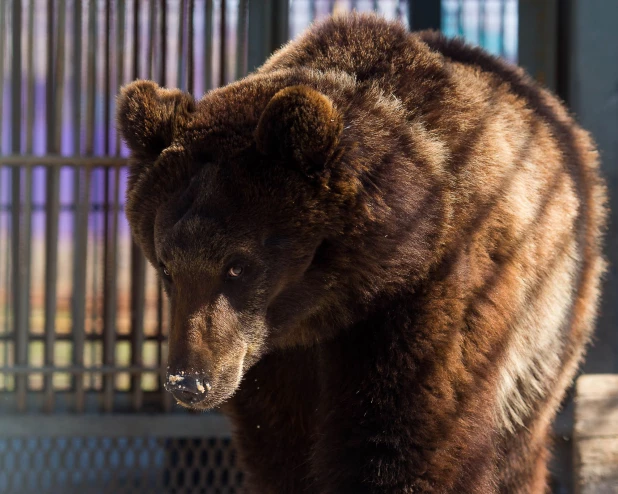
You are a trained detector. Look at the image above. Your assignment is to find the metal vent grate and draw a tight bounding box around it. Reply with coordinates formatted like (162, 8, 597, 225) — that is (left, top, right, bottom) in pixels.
(0, 436, 243, 494)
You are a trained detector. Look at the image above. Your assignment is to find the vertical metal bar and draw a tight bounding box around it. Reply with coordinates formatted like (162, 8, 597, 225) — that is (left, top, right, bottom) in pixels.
(112, 4, 126, 410)
(44, 0, 66, 413)
(3, 187, 9, 347)
(112, 4, 124, 412)
(0, 2, 5, 391)
(3, 192, 10, 391)
(25, 0, 35, 154)
(131, 0, 145, 411)
(133, 0, 140, 79)
(103, 161, 112, 412)
(53, 0, 66, 154)
(43, 0, 54, 404)
(0, 0, 6, 145)
(219, 0, 226, 86)
(1, 1, 10, 390)
(45, 0, 54, 157)
(159, 0, 166, 85)
(73, 169, 90, 413)
(43, 156, 61, 413)
(130, 256, 146, 412)
(102, 0, 115, 412)
(103, 0, 111, 155)
(148, 0, 156, 80)
(130, 258, 146, 411)
(70, 0, 85, 413)
(235, 0, 248, 80)
(204, 0, 213, 90)
(72, 0, 86, 414)
(21, 178, 32, 396)
(85, 0, 97, 393)
(103, 167, 120, 412)
(45, 0, 55, 151)
(115, 0, 125, 156)
(555, 0, 571, 101)
(0, 0, 6, 357)
(22, 0, 35, 399)
(72, 0, 82, 157)
(85, 0, 97, 157)
(177, 0, 185, 89)
(187, 0, 194, 94)
(11, 0, 26, 412)
(130, 0, 146, 413)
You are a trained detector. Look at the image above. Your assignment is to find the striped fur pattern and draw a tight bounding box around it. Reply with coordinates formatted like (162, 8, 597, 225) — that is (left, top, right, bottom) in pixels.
(117, 14, 606, 493)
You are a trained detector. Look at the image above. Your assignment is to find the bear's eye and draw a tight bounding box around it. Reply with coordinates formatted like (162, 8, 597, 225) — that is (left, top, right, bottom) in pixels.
(160, 262, 172, 282)
(227, 266, 244, 278)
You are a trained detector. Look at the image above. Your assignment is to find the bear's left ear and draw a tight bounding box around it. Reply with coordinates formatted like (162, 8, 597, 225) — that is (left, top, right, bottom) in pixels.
(116, 80, 196, 157)
(255, 86, 344, 175)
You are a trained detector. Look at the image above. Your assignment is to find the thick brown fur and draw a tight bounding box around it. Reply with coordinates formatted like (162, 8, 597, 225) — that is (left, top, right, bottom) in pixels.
(117, 14, 607, 494)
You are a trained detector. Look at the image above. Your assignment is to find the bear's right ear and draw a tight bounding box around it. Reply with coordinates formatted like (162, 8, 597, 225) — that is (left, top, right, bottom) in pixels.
(116, 80, 196, 157)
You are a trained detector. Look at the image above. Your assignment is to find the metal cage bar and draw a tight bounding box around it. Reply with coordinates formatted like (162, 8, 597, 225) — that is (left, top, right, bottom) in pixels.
(11, 0, 26, 413)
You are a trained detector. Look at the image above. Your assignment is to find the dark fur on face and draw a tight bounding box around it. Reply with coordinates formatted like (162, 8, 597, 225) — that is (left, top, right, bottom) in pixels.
(117, 13, 606, 493)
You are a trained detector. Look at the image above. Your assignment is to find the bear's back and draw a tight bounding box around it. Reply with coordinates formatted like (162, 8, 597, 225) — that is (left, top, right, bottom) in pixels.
(263, 13, 606, 436)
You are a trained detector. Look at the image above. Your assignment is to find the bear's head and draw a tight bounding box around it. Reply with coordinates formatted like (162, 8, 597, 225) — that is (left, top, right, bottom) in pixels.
(117, 77, 445, 409)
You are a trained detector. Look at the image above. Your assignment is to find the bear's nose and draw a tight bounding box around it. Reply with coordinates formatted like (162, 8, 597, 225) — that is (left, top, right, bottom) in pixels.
(164, 373, 210, 405)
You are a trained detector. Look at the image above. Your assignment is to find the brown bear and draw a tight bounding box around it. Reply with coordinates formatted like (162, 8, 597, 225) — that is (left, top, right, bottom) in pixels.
(117, 13, 606, 494)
